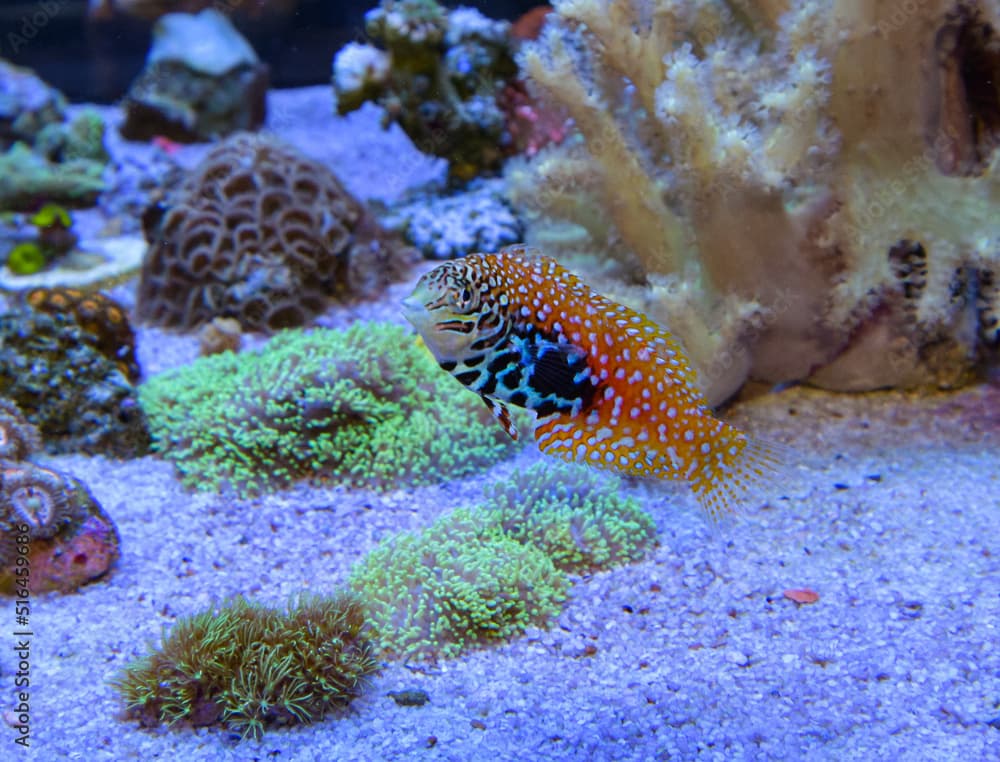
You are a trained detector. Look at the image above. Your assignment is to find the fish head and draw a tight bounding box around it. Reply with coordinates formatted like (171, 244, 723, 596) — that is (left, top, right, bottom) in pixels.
(402, 259, 490, 362)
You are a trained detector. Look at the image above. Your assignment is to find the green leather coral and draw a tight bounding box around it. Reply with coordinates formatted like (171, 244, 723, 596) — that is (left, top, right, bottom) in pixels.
(482, 461, 657, 574)
(350, 509, 566, 659)
(138, 321, 521, 495)
(113, 593, 377, 740)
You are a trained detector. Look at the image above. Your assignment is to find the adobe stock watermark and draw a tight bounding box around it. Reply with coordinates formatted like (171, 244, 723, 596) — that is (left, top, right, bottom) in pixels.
(877, 0, 933, 39)
(9, 523, 33, 749)
(3, 0, 69, 57)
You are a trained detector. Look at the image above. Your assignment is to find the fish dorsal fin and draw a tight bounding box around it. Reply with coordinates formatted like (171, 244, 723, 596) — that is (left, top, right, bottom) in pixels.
(481, 394, 518, 441)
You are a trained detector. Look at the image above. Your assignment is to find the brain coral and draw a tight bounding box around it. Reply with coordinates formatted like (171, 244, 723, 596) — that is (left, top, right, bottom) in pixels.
(350, 509, 567, 659)
(138, 321, 523, 495)
(137, 133, 417, 332)
(482, 461, 657, 574)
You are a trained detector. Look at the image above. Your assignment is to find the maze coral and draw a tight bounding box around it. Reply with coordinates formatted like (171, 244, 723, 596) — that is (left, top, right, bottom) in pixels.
(137, 133, 416, 332)
(114, 593, 378, 740)
(138, 322, 521, 495)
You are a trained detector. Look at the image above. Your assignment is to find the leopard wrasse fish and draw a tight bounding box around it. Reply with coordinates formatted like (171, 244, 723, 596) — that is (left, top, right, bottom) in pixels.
(402, 245, 786, 522)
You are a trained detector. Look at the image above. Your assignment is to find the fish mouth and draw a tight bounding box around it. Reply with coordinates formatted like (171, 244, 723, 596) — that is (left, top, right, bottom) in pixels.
(401, 294, 430, 328)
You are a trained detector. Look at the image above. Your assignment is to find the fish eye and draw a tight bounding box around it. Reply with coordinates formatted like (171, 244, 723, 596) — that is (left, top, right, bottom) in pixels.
(454, 287, 474, 310)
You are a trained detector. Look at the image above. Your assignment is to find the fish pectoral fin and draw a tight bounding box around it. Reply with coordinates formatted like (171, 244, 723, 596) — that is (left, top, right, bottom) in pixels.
(481, 394, 518, 441)
(525, 340, 588, 400)
(532, 413, 581, 460)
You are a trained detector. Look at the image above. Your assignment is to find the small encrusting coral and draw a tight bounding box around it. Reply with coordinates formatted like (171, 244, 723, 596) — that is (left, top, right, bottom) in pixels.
(333, 0, 519, 181)
(114, 593, 378, 740)
(138, 322, 522, 495)
(510, 0, 1000, 401)
(0, 305, 149, 457)
(481, 461, 657, 574)
(350, 508, 567, 660)
(0, 458, 121, 594)
(382, 179, 523, 259)
(119, 9, 268, 142)
(24, 287, 142, 382)
(137, 133, 417, 332)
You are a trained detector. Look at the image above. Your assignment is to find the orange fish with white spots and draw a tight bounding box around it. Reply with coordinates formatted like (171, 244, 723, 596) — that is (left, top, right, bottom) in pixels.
(402, 245, 785, 521)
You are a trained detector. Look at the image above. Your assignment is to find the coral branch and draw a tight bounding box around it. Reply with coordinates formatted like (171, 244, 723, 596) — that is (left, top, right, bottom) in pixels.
(511, 0, 1000, 399)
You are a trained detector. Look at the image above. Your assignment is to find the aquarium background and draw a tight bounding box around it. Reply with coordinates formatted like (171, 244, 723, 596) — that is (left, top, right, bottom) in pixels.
(0, 1, 540, 99)
(0, 1, 998, 760)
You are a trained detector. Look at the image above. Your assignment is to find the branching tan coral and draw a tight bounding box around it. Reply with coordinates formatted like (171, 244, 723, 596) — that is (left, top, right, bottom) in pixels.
(522, 18, 689, 275)
(513, 0, 1000, 401)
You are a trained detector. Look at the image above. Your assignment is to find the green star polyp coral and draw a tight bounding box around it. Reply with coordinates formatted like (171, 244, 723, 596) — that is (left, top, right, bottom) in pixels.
(350, 509, 567, 659)
(114, 593, 378, 740)
(482, 461, 657, 574)
(138, 321, 521, 495)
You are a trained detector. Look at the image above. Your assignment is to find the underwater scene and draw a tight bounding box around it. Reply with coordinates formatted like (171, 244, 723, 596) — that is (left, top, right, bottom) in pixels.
(0, 0, 998, 759)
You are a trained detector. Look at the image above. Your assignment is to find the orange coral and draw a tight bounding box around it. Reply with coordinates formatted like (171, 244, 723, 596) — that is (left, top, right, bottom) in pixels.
(24, 287, 141, 382)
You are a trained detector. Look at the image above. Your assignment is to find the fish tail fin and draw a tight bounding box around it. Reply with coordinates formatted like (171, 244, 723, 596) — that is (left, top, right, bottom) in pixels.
(690, 429, 793, 524)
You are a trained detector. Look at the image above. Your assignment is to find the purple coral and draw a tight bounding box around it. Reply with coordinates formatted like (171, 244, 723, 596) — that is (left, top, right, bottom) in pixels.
(0, 462, 120, 594)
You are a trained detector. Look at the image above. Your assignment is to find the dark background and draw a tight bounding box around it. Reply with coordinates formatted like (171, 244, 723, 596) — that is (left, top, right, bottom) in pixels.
(0, 1, 541, 102)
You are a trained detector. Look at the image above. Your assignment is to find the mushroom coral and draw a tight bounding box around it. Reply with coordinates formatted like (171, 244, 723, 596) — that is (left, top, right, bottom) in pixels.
(508, 0, 1000, 403)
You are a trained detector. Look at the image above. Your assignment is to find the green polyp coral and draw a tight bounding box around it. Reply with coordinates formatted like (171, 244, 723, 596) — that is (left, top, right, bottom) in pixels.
(6, 242, 46, 275)
(138, 322, 522, 495)
(30, 202, 71, 229)
(114, 593, 378, 740)
(482, 462, 657, 574)
(350, 509, 567, 660)
(3, 203, 78, 275)
(511, 0, 1000, 402)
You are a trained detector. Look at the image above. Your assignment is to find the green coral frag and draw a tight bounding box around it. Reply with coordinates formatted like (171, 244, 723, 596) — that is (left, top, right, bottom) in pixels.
(482, 461, 657, 574)
(349, 461, 657, 661)
(114, 593, 378, 741)
(138, 322, 522, 495)
(350, 509, 567, 660)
